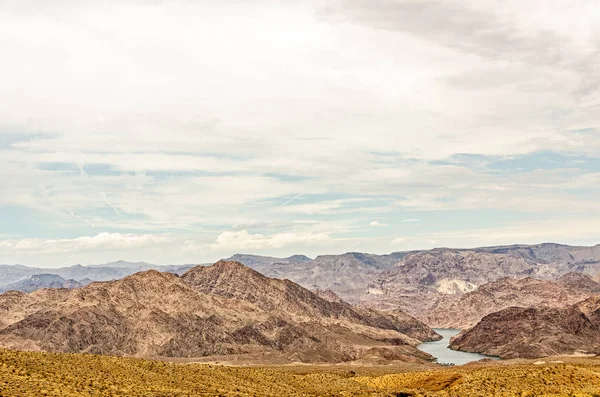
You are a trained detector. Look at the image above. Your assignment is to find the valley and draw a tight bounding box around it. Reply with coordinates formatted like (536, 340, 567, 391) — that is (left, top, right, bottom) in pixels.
(2, 242, 600, 392)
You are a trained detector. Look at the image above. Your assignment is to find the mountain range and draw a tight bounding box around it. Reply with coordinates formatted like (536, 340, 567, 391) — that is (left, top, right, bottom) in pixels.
(0, 274, 92, 294)
(0, 261, 439, 364)
(4, 244, 599, 305)
(3, 242, 600, 361)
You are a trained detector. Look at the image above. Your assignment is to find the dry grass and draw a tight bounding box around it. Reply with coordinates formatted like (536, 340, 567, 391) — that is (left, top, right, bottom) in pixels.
(355, 360, 600, 396)
(1, 348, 600, 397)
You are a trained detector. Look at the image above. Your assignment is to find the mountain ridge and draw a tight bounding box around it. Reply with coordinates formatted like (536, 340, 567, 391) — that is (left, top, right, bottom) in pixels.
(0, 261, 440, 364)
(449, 294, 600, 359)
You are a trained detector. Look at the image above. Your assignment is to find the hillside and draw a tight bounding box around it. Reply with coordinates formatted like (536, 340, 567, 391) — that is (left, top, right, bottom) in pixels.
(424, 273, 600, 328)
(450, 295, 600, 359)
(359, 249, 536, 317)
(474, 243, 600, 268)
(0, 261, 439, 364)
(3, 243, 600, 324)
(226, 252, 407, 302)
(4, 243, 600, 308)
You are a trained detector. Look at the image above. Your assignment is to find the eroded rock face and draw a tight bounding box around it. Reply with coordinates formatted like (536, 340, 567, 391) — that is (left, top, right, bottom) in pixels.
(359, 249, 537, 317)
(424, 274, 600, 329)
(449, 295, 600, 359)
(358, 246, 600, 322)
(0, 261, 439, 364)
(233, 252, 405, 303)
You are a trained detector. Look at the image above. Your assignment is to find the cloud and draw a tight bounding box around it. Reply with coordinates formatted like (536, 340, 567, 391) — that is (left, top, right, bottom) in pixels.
(7, 233, 171, 254)
(322, 0, 567, 64)
(0, 1, 598, 266)
(401, 219, 419, 223)
(278, 199, 370, 215)
(390, 237, 406, 245)
(370, 221, 387, 227)
(210, 230, 333, 252)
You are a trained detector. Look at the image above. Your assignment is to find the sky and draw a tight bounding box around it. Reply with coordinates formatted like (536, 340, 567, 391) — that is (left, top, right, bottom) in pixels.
(0, 0, 599, 267)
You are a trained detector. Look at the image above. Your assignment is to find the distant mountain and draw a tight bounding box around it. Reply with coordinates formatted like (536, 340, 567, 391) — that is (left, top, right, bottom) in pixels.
(424, 273, 600, 328)
(88, 260, 155, 268)
(0, 262, 198, 293)
(3, 243, 600, 316)
(474, 243, 600, 268)
(0, 261, 440, 364)
(359, 249, 536, 317)
(227, 251, 409, 302)
(450, 295, 600, 359)
(0, 274, 89, 294)
(0, 265, 47, 287)
(358, 246, 600, 320)
(285, 254, 312, 263)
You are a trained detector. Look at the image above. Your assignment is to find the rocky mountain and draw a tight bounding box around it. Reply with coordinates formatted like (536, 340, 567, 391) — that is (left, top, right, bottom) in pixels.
(3, 243, 600, 316)
(0, 274, 90, 294)
(0, 265, 45, 288)
(424, 273, 600, 329)
(88, 260, 155, 268)
(450, 295, 600, 359)
(359, 249, 538, 317)
(312, 288, 345, 303)
(0, 261, 440, 364)
(475, 243, 600, 267)
(225, 253, 313, 275)
(227, 252, 409, 303)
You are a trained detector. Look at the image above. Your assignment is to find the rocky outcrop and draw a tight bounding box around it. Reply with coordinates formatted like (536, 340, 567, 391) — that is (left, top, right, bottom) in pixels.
(450, 295, 600, 359)
(359, 249, 537, 317)
(475, 243, 600, 268)
(228, 252, 406, 303)
(0, 261, 439, 364)
(425, 274, 600, 329)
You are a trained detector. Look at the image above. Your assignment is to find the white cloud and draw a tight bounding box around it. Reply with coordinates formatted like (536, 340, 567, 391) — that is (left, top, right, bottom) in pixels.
(390, 237, 406, 245)
(278, 199, 369, 215)
(401, 219, 420, 223)
(0, 1, 598, 266)
(370, 221, 387, 227)
(210, 230, 333, 252)
(8, 233, 171, 254)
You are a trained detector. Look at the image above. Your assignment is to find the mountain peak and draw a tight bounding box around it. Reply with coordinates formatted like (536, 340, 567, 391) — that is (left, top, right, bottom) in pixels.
(213, 259, 255, 270)
(121, 269, 180, 284)
(182, 261, 266, 289)
(286, 254, 312, 262)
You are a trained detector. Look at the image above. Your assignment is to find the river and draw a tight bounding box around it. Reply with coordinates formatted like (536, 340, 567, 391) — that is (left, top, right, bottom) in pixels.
(418, 328, 499, 365)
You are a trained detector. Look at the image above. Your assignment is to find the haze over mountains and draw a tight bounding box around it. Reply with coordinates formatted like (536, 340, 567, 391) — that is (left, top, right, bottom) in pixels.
(0, 274, 91, 294)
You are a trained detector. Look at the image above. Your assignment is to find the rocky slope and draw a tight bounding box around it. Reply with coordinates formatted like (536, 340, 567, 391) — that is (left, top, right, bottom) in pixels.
(424, 273, 600, 328)
(359, 249, 537, 317)
(4, 243, 600, 318)
(450, 295, 600, 359)
(227, 252, 408, 303)
(475, 243, 600, 268)
(0, 261, 440, 364)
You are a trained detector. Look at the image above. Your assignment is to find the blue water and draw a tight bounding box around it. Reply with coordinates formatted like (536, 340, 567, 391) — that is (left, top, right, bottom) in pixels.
(418, 328, 499, 365)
